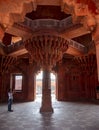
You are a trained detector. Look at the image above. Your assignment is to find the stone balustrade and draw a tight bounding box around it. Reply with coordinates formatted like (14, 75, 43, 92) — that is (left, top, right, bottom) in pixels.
(22, 16, 79, 31)
(6, 36, 86, 55)
(7, 40, 23, 53)
(68, 39, 85, 53)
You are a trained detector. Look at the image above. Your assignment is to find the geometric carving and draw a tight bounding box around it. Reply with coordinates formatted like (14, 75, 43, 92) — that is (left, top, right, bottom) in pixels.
(25, 35, 68, 70)
(74, 54, 97, 75)
(0, 55, 17, 74)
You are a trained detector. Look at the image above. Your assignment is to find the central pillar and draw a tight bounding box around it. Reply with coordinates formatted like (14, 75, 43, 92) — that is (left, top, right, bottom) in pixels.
(40, 69, 53, 113)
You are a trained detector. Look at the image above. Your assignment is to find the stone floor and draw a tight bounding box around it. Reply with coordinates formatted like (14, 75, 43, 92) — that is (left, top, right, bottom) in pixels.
(0, 97, 99, 130)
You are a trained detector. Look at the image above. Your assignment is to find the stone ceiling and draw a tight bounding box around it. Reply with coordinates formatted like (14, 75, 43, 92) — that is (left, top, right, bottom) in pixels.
(0, 0, 99, 72)
(26, 5, 71, 20)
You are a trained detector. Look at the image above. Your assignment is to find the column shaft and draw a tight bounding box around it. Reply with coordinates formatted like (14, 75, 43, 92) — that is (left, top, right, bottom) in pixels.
(40, 69, 53, 113)
(95, 43, 99, 81)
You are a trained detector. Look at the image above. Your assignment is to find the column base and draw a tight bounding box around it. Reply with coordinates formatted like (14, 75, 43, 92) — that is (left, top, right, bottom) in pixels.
(40, 107, 54, 113)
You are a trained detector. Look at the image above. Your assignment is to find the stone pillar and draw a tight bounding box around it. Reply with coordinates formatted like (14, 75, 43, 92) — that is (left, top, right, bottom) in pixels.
(92, 17, 99, 81)
(40, 69, 53, 113)
(95, 43, 99, 81)
(27, 64, 35, 101)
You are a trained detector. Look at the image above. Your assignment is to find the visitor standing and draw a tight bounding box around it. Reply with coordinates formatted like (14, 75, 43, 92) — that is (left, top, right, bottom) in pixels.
(8, 88, 15, 112)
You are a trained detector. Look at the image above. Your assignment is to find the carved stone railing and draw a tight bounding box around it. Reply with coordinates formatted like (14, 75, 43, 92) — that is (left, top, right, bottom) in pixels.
(6, 36, 86, 55)
(68, 39, 86, 53)
(7, 40, 24, 54)
(21, 16, 81, 32)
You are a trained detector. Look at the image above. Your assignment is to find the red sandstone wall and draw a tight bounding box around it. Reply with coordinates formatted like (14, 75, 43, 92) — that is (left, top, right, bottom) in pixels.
(0, 73, 10, 102)
(0, 60, 98, 103)
(0, 63, 36, 103)
(57, 63, 98, 101)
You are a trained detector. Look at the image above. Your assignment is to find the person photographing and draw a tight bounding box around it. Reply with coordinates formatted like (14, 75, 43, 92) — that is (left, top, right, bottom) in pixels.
(8, 88, 15, 112)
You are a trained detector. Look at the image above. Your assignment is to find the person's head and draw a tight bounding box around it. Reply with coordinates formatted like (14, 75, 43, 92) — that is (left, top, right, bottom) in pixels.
(8, 88, 12, 92)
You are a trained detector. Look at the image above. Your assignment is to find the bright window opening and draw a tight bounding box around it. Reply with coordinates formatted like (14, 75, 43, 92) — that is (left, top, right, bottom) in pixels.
(50, 73, 56, 95)
(36, 71, 42, 96)
(15, 75, 23, 91)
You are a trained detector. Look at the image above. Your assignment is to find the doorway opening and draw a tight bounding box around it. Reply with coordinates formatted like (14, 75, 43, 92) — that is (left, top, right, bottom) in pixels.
(36, 71, 56, 101)
(36, 71, 42, 100)
(51, 73, 56, 101)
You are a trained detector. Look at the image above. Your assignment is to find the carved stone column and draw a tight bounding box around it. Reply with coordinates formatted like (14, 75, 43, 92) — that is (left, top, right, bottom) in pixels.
(27, 63, 35, 101)
(25, 35, 68, 112)
(92, 16, 99, 81)
(40, 68, 53, 113)
(95, 42, 99, 81)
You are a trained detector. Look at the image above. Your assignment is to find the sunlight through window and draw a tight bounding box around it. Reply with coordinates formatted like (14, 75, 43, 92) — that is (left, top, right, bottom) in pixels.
(15, 75, 22, 91)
